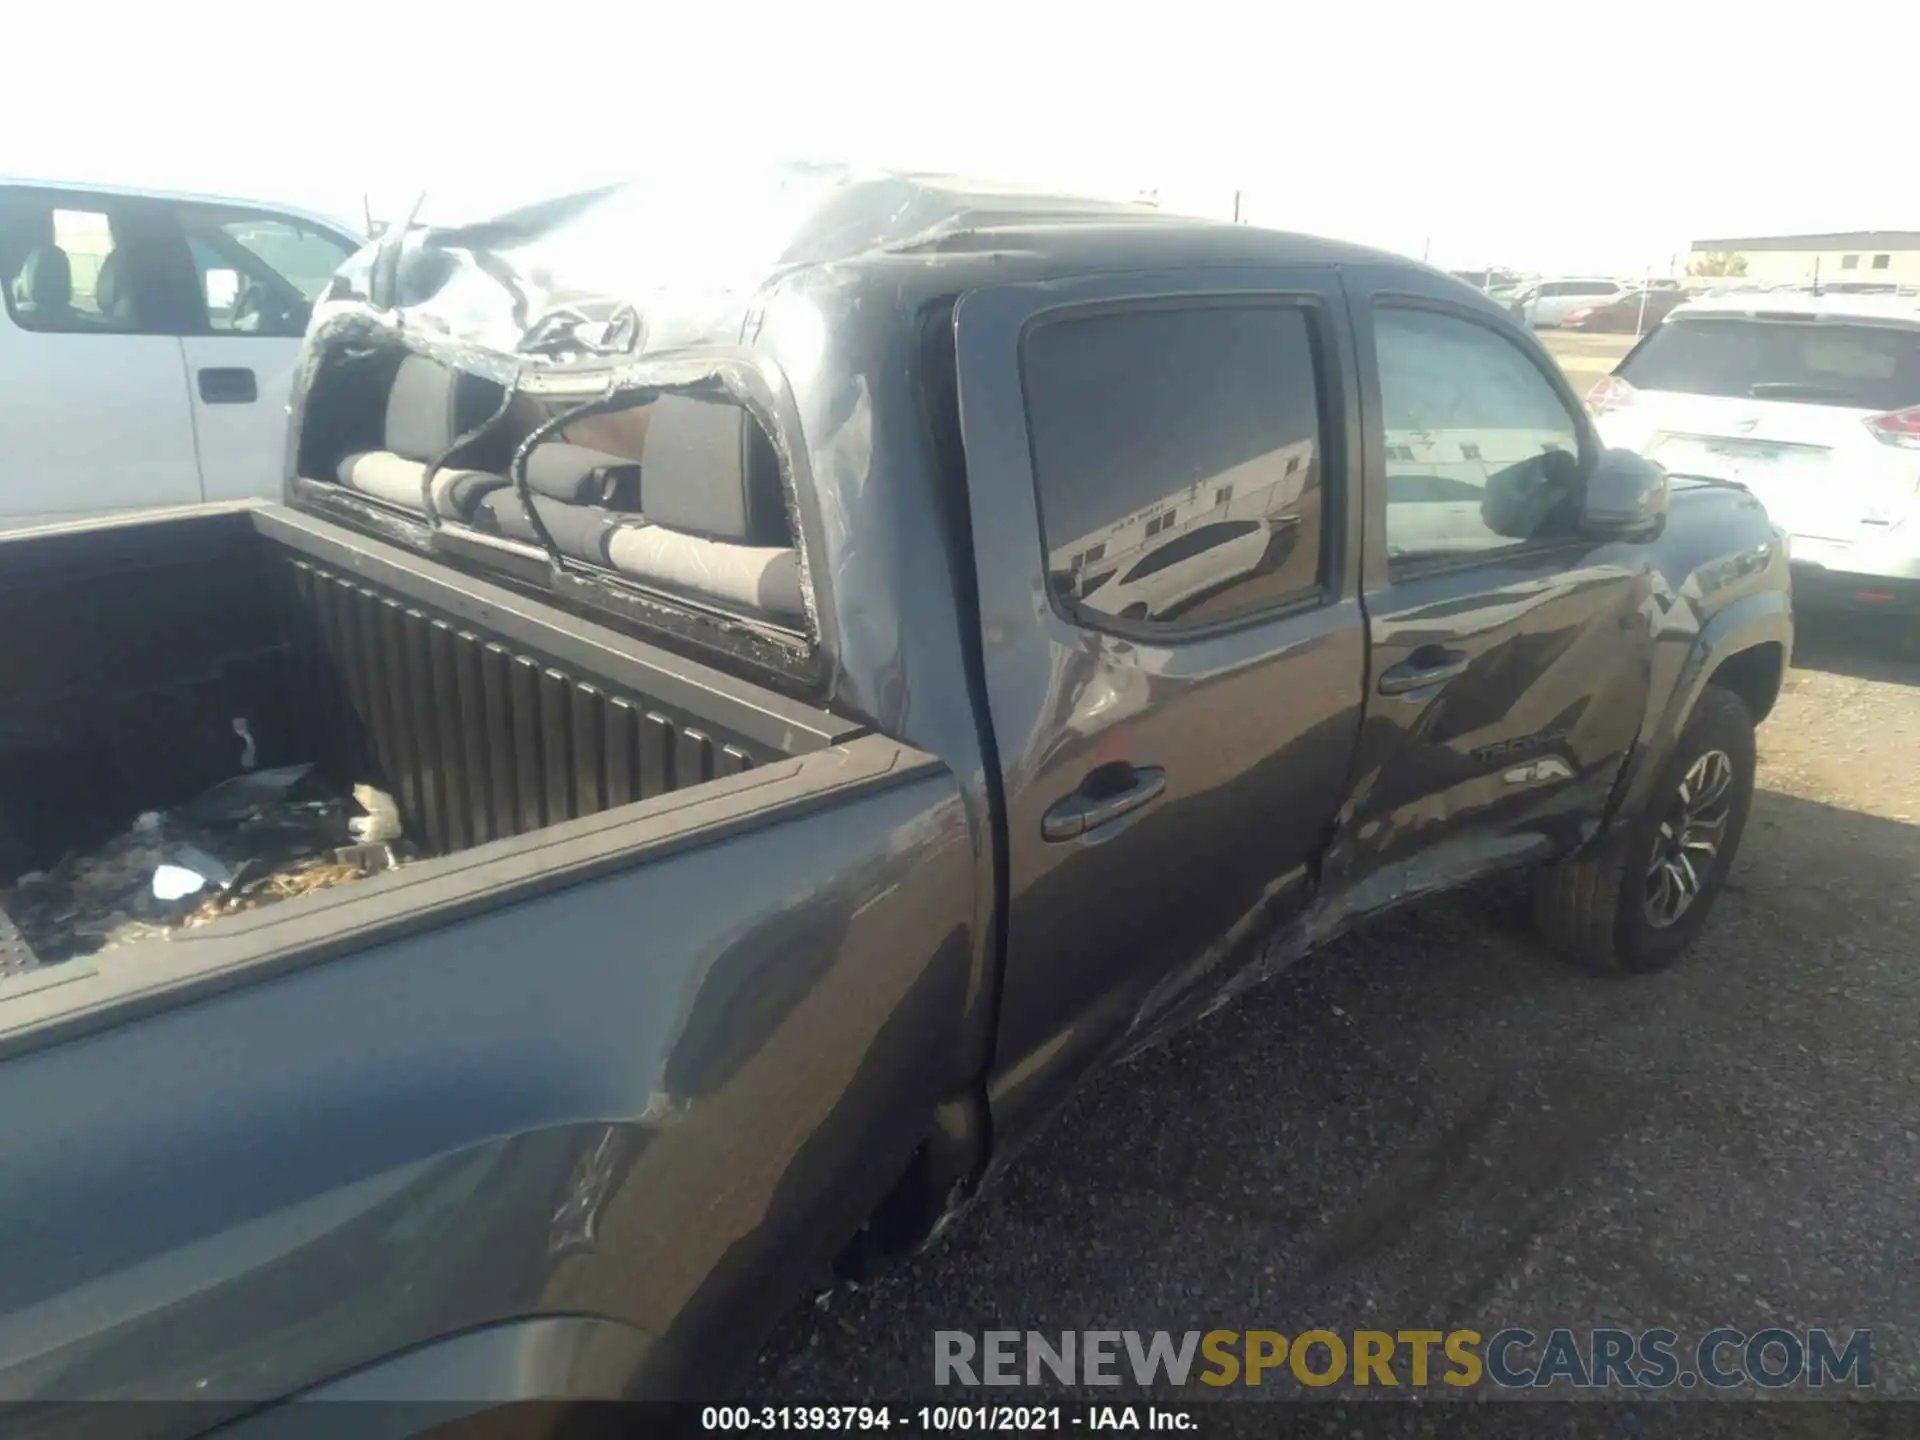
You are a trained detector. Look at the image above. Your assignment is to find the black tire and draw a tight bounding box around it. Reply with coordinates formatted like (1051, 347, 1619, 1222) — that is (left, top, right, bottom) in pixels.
(1533, 684, 1756, 974)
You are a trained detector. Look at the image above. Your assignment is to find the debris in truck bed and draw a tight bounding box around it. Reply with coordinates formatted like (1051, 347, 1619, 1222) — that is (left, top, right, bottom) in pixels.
(0, 769, 408, 964)
(151, 843, 239, 900)
(180, 842, 397, 928)
(173, 763, 316, 825)
(348, 786, 402, 843)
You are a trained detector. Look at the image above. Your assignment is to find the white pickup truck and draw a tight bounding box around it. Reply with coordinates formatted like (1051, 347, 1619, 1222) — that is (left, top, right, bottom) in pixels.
(0, 179, 360, 531)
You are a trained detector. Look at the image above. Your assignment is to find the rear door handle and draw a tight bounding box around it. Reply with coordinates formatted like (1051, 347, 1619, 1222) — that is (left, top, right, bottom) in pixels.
(1042, 764, 1167, 841)
(198, 367, 258, 404)
(1378, 646, 1470, 696)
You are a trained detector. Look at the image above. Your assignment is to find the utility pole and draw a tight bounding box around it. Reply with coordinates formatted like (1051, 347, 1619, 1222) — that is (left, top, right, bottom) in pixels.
(1232, 190, 1242, 224)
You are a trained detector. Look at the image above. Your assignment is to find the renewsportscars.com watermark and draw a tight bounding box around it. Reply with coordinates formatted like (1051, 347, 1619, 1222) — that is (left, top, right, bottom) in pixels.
(934, 1328, 1873, 1391)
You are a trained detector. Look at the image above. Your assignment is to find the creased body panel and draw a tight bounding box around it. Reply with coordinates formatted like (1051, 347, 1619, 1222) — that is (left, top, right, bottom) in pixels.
(0, 744, 974, 1427)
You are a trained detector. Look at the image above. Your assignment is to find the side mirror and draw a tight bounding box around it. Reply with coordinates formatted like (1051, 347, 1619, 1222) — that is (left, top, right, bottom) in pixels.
(1582, 447, 1669, 540)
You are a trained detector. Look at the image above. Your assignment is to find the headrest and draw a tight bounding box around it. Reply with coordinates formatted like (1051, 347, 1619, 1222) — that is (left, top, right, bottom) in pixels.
(96, 250, 133, 323)
(14, 246, 72, 310)
(384, 355, 501, 462)
(638, 393, 787, 545)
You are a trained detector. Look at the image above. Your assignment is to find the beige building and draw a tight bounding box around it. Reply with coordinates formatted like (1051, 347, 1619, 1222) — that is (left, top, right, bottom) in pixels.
(1690, 231, 1920, 285)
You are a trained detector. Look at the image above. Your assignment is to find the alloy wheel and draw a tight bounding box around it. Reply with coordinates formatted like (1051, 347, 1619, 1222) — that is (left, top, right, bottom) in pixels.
(1644, 748, 1736, 928)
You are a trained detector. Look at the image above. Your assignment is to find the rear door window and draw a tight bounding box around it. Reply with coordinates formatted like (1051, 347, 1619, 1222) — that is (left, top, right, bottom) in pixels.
(1022, 301, 1328, 630)
(0, 191, 149, 333)
(1619, 318, 1920, 409)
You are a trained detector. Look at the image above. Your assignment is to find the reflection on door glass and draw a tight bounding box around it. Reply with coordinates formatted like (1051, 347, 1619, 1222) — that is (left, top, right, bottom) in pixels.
(1025, 303, 1327, 627)
(1375, 307, 1583, 563)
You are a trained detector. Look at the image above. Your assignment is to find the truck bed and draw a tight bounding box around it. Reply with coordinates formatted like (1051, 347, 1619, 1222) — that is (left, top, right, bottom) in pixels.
(0, 504, 865, 995)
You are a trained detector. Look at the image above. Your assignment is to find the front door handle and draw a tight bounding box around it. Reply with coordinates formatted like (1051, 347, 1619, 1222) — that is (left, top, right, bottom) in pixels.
(1042, 764, 1167, 841)
(198, 367, 258, 404)
(1378, 646, 1470, 696)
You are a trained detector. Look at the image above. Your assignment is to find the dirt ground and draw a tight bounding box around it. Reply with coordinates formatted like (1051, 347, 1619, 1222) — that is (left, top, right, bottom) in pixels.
(745, 337, 1920, 1405)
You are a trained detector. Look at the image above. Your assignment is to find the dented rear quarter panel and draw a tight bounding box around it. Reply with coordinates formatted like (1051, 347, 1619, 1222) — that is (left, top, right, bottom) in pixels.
(0, 744, 976, 1428)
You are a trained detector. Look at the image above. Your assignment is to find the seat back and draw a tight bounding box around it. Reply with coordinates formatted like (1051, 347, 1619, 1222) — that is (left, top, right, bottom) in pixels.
(385, 354, 501, 462)
(637, 393, 789, 545)
(95, 250, 136, 325)
(12, 245, 74, 317)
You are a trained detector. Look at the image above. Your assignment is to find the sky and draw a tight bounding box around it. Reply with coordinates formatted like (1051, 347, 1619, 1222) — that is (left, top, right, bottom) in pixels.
(5, 0, 1909, 276)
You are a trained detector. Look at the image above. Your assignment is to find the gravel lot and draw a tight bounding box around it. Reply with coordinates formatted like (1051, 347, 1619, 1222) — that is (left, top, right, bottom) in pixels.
(746, 332, 1920, 1408)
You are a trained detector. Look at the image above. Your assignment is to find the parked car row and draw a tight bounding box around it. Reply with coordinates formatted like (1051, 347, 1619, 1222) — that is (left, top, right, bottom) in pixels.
(1561, 287, 1693, 332)
(1459, 273, 1709, 333)
(1501, 277, 1631, 328)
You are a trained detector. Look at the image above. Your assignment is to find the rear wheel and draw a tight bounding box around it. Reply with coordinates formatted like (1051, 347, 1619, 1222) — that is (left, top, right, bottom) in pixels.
(1533, 685, 1756, 974)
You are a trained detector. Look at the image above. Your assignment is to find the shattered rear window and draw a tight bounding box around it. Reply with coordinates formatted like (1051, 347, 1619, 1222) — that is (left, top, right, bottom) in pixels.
(367, 163, 858, 358)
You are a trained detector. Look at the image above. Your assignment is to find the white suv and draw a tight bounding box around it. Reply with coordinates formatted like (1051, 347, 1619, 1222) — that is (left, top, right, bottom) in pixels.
(0, 179, 360, 531)
(1506, 277, 1626, 328)
(1591, 292, 1920, 616)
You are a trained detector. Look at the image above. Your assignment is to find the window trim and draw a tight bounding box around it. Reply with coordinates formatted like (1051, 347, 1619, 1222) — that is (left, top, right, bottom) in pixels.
(1368, 296, 1597, 583)
(1016, 291, 1341, 644)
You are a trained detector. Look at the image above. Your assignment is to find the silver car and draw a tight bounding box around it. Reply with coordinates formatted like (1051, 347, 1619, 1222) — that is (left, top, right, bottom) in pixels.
(1508, 277, 1627, 328)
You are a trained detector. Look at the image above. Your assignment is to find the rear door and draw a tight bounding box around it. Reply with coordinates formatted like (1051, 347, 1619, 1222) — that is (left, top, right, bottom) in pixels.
(160, 201, 359, 503)
(0, 186, 201, 529)
(952, 266, 1368, 1140)
(1321, 265, 1654, 910)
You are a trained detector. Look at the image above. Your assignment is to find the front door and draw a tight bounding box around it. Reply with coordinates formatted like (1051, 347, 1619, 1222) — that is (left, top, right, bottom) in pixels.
(163, 201, 359, 503)
(951, 267, 1368, 1145)
(1320, 266, 1654, 911)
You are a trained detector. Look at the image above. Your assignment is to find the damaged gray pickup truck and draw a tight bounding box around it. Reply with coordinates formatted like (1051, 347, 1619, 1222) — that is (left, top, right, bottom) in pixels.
(0, 167, 1791, 1432)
